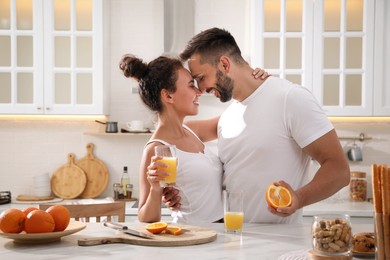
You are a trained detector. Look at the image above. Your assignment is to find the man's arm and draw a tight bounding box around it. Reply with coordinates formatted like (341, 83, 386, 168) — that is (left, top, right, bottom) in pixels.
(272, 129, 350, 216)
(298, 129, 350, 207)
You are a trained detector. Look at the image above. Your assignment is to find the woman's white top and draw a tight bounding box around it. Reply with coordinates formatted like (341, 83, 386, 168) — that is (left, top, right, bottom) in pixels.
(146, 125, 223, 224)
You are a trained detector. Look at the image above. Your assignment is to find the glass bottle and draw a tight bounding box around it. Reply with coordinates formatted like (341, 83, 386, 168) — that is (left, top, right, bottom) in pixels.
(121, 166, 130, 197)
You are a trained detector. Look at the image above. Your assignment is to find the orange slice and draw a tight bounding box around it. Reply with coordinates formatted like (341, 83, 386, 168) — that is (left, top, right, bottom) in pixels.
(266, 184, 292, 209)
(145, 222, 168, 234)
(165, 225, 183, 235)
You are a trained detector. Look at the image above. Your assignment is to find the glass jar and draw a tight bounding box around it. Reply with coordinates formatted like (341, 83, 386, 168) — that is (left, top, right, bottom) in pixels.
(113, 183, 123, 200)
(350, 171, 367, 202)
(312, 214, 352, 256)
(125, 184, 133, 199)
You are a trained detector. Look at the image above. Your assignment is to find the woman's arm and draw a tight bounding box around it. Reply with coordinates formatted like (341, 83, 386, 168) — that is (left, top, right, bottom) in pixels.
(137, 143, 166, 223)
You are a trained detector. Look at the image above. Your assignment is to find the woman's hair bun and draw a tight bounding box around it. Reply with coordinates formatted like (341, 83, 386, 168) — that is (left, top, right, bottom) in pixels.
(119, 54, 148, 80)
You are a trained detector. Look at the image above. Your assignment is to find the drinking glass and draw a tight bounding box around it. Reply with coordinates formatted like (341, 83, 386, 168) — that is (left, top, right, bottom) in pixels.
(223, 190, 244, 234)
(154, 145, 178, 186)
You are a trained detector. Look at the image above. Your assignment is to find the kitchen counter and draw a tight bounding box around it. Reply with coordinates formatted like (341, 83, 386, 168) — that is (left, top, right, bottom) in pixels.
(0, 221, 374, 259)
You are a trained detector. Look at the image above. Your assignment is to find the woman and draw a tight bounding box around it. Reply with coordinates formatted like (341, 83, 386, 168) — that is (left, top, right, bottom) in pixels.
(119, 54, 267, 223)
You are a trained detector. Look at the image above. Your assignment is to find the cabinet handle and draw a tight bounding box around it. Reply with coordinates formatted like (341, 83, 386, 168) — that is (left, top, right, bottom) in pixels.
(45, 107, 50, 110)
(37, 107, 42, 110)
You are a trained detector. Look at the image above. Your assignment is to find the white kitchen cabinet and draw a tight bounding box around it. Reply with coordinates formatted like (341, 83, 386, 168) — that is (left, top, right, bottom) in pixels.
(0, 0, 109, 115)
(250, 0, 386, 116)
(373, 0, 390, 115)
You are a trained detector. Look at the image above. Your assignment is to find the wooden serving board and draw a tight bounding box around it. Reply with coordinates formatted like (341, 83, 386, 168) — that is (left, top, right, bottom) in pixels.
(307, 250, 352, 260)
(78, 224, 217, 247)
(77, 143, 109, 198)
(51, 154, 87, 199)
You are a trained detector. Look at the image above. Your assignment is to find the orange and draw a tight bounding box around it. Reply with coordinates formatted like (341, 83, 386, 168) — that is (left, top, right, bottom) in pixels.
(145, 222, 168, 234)
(165, 225, 183, 235)
(266, 184, 292, 209)
(24, 209, 55, 233)
(0, 208, 26, 233)
(22, 207, 39, 217)
(45, 205, 71, 231)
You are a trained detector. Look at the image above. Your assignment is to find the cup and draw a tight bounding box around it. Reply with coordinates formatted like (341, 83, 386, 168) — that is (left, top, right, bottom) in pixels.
(223, 190, 244, 234)
(154, 145, 177, 185)
(126, 120, 144, 131)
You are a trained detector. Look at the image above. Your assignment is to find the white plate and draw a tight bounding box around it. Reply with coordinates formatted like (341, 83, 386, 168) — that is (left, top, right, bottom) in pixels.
(127, 128, 150, 133)
(0, 220, 86, 244)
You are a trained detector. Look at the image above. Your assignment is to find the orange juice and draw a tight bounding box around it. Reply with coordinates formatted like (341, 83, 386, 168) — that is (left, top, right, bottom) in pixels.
(157, 156, 177, 184)
(224, 212, 244, 231)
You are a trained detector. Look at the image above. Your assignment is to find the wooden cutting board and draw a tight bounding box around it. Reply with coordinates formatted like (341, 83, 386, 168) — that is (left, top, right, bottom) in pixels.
(16, 195, 54, 201)
(78, 224, 217, 247)
(77, 143, 109, 198)
(51, 153, 87, 199)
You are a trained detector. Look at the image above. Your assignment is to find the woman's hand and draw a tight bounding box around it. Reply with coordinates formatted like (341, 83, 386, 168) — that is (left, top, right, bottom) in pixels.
(162, 186, 181, 211)
(146, 155, 169, 189)
(252, 68, 271, 80)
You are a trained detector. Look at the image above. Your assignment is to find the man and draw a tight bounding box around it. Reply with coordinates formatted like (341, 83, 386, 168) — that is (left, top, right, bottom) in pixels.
(165, 27, 350, 223)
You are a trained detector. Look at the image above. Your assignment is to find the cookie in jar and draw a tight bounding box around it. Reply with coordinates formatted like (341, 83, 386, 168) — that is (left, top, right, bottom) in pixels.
(349, 171, 367, 202)
(312, 214, 352, 256)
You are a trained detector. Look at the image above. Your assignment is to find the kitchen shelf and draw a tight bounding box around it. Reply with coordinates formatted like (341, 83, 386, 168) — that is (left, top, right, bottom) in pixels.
(84, 132, 152, 136)
(339, 133, 372, 142)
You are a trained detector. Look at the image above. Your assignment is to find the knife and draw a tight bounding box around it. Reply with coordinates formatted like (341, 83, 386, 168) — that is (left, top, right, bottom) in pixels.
(104, 222, 154, 239)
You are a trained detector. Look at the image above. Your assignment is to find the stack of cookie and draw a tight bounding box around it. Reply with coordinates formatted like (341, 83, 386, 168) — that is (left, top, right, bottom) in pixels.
(371, 164, 389, 260)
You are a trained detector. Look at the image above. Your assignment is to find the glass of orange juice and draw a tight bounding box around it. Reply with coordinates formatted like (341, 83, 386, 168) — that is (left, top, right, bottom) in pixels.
(154, 145, 178, 186)
(223, 190, 244, 234)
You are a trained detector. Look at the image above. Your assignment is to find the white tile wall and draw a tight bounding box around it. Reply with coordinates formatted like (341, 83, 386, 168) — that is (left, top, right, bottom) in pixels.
(1, 0, 389, 203)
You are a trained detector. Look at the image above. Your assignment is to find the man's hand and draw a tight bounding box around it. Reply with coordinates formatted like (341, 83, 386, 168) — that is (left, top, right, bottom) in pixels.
(267, 180, 299, 217)
(162, 186, 181, 211)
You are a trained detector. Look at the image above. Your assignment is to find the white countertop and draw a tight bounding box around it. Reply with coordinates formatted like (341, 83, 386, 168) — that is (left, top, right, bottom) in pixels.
(0, 221, 374, 259)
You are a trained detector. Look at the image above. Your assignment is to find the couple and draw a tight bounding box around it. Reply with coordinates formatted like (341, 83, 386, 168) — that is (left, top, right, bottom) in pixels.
(119, 28, 350, 224)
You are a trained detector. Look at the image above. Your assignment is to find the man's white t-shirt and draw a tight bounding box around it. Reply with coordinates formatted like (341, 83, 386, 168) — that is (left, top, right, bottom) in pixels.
(218, 76, 334, 223)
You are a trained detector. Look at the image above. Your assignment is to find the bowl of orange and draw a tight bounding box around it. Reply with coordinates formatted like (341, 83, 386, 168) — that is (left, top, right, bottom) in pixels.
(0, 206, 85, 244)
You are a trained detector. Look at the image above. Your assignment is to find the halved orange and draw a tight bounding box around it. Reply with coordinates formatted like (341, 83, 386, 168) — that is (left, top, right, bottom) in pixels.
(165, 225, 183, 235)
(266, 184, 292, 209)
(145, 222, 168, 234)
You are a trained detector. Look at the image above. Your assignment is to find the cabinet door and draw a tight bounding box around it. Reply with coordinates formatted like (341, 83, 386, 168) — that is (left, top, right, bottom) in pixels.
(373, 0, 390, 115)
(250, 0, 375, 116)
(250, 0, 314, 89)
(0, 0, 107, 115)
(313, 0, 374, 116)
(0, 0, 44, 114)
(43, 0, 106, 115)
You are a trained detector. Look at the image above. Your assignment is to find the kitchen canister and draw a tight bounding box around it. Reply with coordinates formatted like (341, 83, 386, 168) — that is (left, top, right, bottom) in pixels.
(311, 214, 352, 257)
(349, 171, 367, 202)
